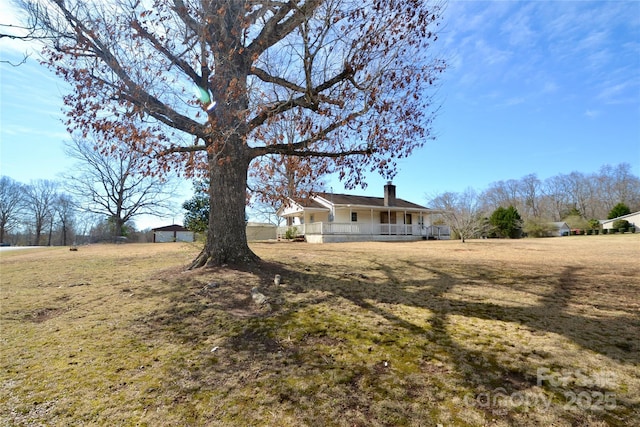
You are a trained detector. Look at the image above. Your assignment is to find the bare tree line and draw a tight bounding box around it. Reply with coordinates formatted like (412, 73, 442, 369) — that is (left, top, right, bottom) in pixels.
(428, 163, 640, 240)
(477, 163, 639, 221)
(0, 138, 177, 246)
(0, 175, 154, 246)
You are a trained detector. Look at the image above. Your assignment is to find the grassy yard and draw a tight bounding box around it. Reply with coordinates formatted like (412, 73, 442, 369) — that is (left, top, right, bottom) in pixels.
(1, 236, 638, 426)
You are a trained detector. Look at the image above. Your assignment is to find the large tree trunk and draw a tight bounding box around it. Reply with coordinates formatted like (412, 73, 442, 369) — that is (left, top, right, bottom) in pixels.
(190, 28, 258, 268)
(190, 139, 258, 268)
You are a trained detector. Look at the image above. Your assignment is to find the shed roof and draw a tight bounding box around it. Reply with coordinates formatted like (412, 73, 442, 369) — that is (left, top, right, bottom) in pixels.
(152, 224, 190, 232)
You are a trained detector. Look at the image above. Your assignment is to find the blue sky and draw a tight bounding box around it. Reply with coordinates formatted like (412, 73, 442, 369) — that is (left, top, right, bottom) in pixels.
(1, 0, 639, 228)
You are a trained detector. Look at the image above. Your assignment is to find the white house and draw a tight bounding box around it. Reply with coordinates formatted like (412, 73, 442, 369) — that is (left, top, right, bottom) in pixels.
(152, 224, 195, 243)
(600, 211, 640, 230)
(277, 182, 449, 243)
(549, 222, 571, 237)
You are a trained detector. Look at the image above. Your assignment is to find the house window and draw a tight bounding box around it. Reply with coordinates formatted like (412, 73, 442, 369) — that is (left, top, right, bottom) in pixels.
(405, 214, 412, 225)
(351, 212, 358, 222)
(310, 214, 315, 222)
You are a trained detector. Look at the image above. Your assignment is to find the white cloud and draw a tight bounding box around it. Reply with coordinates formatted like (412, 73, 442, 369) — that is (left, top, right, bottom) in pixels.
(597, 81, 636, 105)
(474, 38, 512, 66)
(503, 97, 525, 107)
(542, 81, 559, 94)
(500, 3, 536, 48)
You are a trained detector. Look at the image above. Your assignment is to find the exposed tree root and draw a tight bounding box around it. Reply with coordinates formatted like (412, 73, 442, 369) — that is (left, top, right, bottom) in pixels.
(189, 247, 260, 270)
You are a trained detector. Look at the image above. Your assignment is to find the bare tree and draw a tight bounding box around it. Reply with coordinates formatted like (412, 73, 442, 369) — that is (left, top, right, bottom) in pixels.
(63, 137, 177, 237)
(541, 175, 572, 221)
(481, 179, 520, 214)
(563, 171, 593, 218)
(429, 188, 486, 243)
(20, 0, 446, 266)
(597, 163, 640, 216)
(0, 1, 53, 66)
(24, 179, 57, 245)
(53, 193, 75, 245)
(0, 176, 26, 243)
(517, 174, 542, 219)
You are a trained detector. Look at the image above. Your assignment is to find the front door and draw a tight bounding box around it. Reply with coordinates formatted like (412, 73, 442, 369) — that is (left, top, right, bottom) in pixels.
(380, 212, 397, 234)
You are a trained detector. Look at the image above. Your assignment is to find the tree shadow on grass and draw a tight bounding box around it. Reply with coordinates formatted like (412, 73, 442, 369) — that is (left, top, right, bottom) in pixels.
(320, 259, 639, 424)
(130, 256, 639, 425)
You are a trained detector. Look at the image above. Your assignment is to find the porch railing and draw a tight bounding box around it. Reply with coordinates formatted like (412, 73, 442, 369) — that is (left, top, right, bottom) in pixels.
(277, 222, 447, 238)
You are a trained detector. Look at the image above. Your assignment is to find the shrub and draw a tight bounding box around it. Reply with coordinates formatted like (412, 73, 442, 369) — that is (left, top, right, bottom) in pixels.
(285, 226, 298, 240)
(602, 229, 608, 235)
(612, 219, 630, 232)
(564, 214, 589, 231)
(523, 219, 555, 238)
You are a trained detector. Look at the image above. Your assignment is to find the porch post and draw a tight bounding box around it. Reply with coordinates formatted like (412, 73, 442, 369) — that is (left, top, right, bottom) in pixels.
(349, 205, 352, 234)
(370, 209, 373, 235)
(404, 210, 407, 235)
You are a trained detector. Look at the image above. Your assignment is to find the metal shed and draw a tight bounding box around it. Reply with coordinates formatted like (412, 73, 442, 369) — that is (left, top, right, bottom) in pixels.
(152, 224, 195, 243)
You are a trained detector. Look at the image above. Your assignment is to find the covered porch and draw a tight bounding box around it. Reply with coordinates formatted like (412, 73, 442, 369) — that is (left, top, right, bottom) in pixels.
(276, 222, 450, 243)
(276, 184, 450, 243)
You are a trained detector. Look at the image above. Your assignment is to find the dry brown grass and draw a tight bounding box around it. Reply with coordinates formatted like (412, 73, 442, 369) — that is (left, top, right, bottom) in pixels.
(1, 236, 638, 426)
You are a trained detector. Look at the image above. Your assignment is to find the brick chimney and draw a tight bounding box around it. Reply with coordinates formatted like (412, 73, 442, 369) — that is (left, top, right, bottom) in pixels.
(384, 181, 396, 207)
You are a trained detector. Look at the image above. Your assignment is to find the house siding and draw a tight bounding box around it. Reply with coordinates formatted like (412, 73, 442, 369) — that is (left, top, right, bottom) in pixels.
(549, 222, 571, 237)
(601, 211, 640, 229)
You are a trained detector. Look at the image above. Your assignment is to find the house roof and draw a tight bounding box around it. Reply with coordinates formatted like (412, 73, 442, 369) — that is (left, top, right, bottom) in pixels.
(297, 198, 331, 210)
(599, 211, 640, 224)
(313, 192, 429, 210)
(550, 222, 570, 229)
(152, 224, 190, 232)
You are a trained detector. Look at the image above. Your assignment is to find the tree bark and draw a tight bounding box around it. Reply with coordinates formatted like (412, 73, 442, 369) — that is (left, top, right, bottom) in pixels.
(33, 221, 42, 246)
(190, 138, 258, 268)
(47, 216, 53, 246)
(189, 22, 260, 268)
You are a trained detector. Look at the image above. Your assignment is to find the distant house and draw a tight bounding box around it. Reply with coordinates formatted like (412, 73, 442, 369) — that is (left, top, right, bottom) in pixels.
(277, 182, 449, 243)
(549, 222, 571, 237)
(152, 224, 194, 243)
(600, 211, 640, 230)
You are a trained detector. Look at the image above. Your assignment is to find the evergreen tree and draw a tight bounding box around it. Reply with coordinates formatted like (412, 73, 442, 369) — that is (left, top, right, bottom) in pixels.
(183, 182, 209, 234)
(608, 202, 631, 219)
(489, 206, 522, 238)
